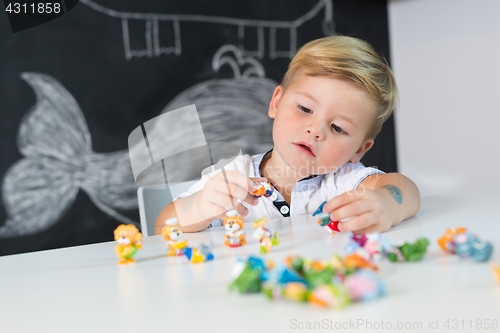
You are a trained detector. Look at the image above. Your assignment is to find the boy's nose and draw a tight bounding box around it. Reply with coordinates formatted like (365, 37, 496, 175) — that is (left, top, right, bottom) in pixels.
(306, 122, 326, 140)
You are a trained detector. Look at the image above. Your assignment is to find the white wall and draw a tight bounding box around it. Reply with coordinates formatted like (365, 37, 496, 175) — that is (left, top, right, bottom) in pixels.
(388, 0, 500, 197)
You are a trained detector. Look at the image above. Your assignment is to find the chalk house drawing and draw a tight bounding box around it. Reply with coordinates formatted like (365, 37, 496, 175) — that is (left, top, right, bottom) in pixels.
(79, 0, 336, 60)
(0, 46, 277, 237)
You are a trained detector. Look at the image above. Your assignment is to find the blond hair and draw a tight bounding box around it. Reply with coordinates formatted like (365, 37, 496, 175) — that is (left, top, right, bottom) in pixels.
(282, 36, 398, 139)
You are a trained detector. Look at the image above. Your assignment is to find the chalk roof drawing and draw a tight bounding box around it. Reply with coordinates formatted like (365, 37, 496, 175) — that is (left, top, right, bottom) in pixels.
(79, 0, 336, 60)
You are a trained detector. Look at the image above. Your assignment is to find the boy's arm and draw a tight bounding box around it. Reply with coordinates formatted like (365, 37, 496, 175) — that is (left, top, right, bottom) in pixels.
(154, 192, 216, 234)
(323, 172, 420, 233)
(359, 172, 420, 223)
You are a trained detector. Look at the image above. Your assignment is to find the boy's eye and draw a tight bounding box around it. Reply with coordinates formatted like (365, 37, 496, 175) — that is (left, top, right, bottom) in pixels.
(297, 104, 312, 114)
(331, 124, 347, 134)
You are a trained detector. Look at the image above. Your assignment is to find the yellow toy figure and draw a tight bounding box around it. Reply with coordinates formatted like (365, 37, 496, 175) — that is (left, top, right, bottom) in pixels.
(114, 224, 143, 265)
(161, 218, 189, 256)
(253, 217, 280, 254)
(223, 210, 247, 247)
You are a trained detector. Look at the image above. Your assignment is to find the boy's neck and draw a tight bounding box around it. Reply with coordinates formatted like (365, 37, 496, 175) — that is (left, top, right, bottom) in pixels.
(260, 149, 310, 203)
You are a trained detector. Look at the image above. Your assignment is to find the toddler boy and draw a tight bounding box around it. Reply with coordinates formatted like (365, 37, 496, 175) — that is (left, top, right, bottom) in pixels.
(155, 36, 420, 234)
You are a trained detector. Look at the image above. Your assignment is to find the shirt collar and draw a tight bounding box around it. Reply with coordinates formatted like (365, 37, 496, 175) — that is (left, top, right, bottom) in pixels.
(253, 149, 324, 193)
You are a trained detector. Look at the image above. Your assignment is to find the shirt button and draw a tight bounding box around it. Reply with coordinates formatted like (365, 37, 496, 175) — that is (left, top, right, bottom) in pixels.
(280, 205, 289, 215)
(270, 193, 278, 201)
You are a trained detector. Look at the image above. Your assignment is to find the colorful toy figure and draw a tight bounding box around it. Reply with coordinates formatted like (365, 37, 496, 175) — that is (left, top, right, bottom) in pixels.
(343, 269, 386, 301)
(253, 217, 281, 254)
(161, 218, 189, 256)
(438, 227, 467, 253)
(437, 228, 493, 262)
(183, 242, 215, 264)
(114, 224, 143, 264)
(388, 238, 430, 262)
(250, 181, 274, 198)
(344, 232, 389, 262)
(223, 210, 247, 247)
(313, 201, 340, 233)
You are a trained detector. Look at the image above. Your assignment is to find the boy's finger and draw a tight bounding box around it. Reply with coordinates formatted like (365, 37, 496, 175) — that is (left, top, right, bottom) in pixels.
(242, 192, 260, 206)
(215, 179, 249, 202)
(337, 213, 373, 232)
(323, 191, 361, 213)
(329, 200, 371, 221)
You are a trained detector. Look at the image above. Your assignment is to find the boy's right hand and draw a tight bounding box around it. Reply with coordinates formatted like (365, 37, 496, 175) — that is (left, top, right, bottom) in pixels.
(197, 170, 267, 221)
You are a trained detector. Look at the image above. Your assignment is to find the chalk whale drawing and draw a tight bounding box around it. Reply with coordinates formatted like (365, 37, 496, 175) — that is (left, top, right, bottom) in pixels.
(1, 45, 276, 237)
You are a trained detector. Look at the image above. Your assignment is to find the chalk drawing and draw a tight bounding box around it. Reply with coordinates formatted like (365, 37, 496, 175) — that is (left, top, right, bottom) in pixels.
(79, 0, 336, 60)
(1, 47, 275, 236)
(0, 73, 139, 237)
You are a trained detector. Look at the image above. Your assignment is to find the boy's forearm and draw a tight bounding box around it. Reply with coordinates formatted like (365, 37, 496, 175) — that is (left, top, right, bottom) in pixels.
(361, 173, 421, 227)
(154, 192, 216, 234)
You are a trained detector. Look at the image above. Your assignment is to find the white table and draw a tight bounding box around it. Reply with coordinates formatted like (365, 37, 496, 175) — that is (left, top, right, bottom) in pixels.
(1, 188, 500, 333)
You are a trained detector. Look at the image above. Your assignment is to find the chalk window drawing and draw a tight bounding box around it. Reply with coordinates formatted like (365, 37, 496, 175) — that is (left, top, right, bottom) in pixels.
(79, 0, 335, 60)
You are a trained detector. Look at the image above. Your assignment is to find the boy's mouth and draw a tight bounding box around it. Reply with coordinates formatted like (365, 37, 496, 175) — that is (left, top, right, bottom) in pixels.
(294, 142, 315, 157)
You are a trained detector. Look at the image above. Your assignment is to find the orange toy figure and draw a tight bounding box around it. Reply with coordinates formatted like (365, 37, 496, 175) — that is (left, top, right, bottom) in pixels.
(114, 224, 143, 265)
(492, 263, 500, 283)
(224, 210, 247, 247)
(250, 181, 274, 198)
(437, 227, 468, 253)
(161, 218, 189, 256)
(344, 254, 378, 271)
(253, 217, 281, 254)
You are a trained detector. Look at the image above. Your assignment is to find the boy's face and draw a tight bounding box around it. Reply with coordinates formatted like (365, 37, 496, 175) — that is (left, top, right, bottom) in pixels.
(268, 72, 375, 176)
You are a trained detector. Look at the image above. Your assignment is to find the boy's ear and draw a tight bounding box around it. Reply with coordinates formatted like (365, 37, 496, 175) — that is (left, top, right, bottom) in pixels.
(349, 139, 374, 164)
(268, 85, 284, 119)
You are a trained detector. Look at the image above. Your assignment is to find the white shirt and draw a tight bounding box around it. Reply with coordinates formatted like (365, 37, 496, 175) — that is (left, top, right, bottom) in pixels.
(174, 150, 384, 228)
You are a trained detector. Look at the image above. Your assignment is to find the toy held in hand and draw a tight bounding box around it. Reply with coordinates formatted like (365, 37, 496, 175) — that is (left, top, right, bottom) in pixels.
(114, 224, 143, 264)
(250, 181, 274, 198)
(161, 218, 189, 256)
(437, 227, 493, 262)
(253, 217, 281, 254)
(224, 210, 247, 247)
(313, 201, 340, 233)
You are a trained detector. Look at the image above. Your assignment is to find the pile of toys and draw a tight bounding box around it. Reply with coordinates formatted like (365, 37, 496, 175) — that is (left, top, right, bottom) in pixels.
(229, 254, 385, 309)
(437, 227, 493, 262)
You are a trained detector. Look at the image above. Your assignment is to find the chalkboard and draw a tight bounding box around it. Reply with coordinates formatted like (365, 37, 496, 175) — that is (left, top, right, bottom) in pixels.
(0, 0, 394, 256)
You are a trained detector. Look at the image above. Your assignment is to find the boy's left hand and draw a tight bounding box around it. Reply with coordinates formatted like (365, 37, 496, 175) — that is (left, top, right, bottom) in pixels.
(322, 188, 398, 234)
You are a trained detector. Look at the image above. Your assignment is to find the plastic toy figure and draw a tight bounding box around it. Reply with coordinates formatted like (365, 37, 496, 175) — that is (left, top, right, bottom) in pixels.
(161, 217, 189, 256)
(388, 238, 430, 262)
(183, 242, 215, 264)
(313, 201, 340, 233)
(437, 227, 468, 253)
(344, 232, 388, 262)
(253, 217, 281, 254)
(114, 224, 143, 264)
(223, 210, 247, 247)
(250, 181, 274, 198)
(492, 263, 500, 283)
(438, 227, 493, 262)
